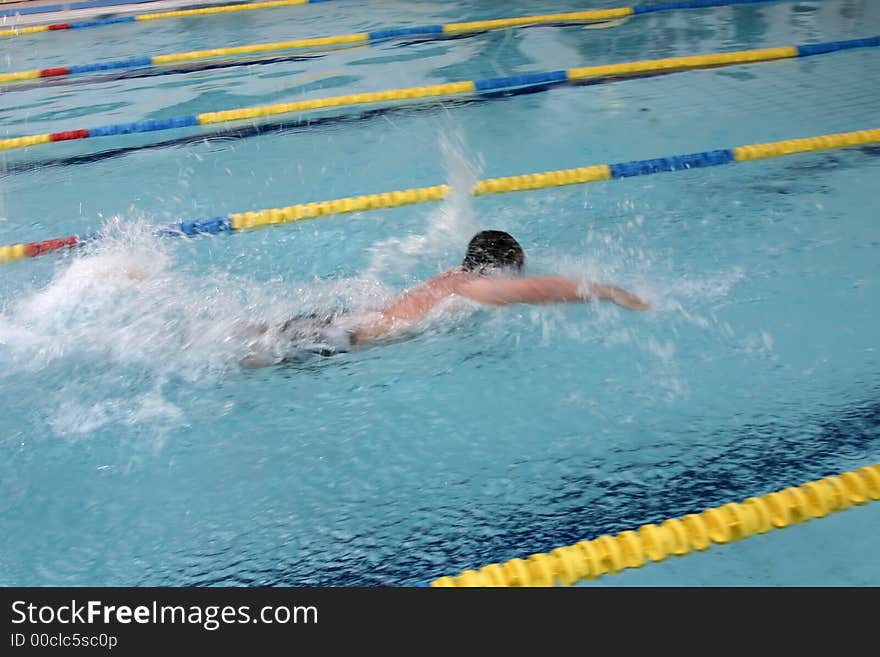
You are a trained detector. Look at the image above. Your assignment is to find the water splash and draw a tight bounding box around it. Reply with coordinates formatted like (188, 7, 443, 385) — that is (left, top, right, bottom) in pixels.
(365, 129, 482, 280)
(0, 217, 352, 378)
(0, 216, 397, 437)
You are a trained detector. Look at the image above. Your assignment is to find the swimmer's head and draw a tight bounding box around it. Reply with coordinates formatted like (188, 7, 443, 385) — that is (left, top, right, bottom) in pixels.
(461, 230, 525, 275)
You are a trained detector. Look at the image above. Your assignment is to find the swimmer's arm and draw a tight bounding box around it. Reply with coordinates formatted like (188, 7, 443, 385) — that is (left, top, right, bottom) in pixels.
(584, 282, 652, 311)
(459, 277, 651, 311)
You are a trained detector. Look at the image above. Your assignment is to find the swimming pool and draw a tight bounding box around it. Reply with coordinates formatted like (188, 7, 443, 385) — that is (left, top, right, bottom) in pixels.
(1, 0, 878, 586)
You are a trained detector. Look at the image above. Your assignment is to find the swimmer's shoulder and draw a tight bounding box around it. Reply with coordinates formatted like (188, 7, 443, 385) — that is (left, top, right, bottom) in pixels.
(425, 268, 472, 290)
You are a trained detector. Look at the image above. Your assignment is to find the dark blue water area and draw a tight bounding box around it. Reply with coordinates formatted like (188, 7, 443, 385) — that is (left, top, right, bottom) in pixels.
(283, 391, 880, 586)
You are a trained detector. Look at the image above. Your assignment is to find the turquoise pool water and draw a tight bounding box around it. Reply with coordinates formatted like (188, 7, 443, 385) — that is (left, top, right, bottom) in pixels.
(1, 0, 878, 586)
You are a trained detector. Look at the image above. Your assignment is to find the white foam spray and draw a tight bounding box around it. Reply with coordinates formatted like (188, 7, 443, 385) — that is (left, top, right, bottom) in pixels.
(365, 129, 482, 281)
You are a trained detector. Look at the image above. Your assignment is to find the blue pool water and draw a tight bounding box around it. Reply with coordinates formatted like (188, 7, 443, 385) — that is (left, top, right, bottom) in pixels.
(1, 0, 879, 586)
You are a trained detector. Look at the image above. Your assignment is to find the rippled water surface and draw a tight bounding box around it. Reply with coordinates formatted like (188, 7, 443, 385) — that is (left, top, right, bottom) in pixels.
(1, 0, 879, 585)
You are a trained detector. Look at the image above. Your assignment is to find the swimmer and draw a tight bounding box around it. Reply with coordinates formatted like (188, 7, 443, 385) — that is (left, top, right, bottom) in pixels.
(242, 230, 650, 366)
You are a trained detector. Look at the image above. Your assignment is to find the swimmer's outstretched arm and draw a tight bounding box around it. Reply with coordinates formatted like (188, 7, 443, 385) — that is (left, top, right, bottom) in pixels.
(459, 276, 652, 311)
(584, 282, 652, 311)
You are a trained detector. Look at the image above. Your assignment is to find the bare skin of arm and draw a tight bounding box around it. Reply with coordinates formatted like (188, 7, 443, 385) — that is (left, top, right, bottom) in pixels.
(353, 271, 650, 344)
(458, 276, 651, 310)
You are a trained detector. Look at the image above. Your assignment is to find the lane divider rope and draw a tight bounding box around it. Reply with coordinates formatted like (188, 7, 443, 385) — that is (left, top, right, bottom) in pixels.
(2, 36, 878, 153)
(1, 127, 877, 265)
(0, 0, 780, 40)
(0, 0, 332, 38)
(427, 462, 880, 586)
(3, 1, 801, 81)
(0, 7, 638, 82)
(0, 0, 165, 19)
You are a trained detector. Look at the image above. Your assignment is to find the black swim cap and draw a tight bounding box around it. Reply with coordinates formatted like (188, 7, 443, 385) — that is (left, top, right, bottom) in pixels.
(462, 230, 525, 274)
